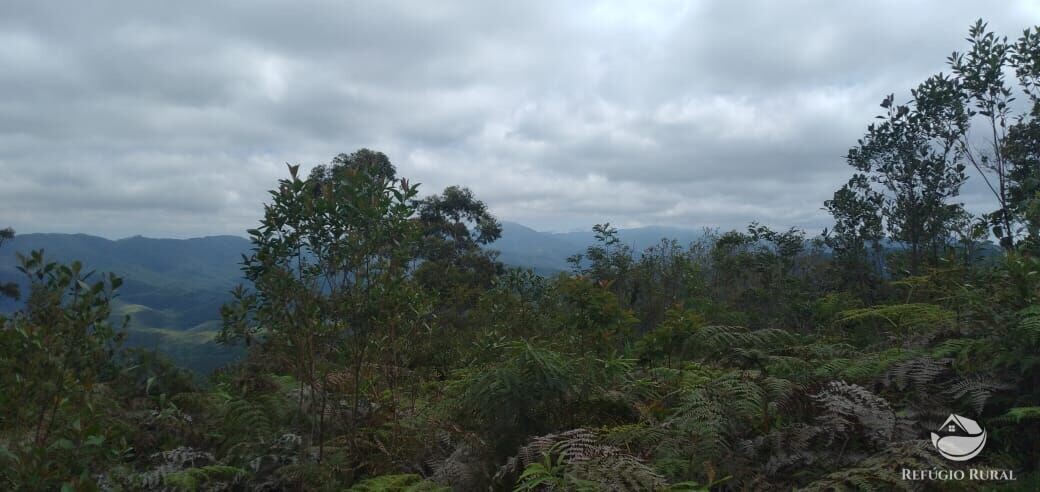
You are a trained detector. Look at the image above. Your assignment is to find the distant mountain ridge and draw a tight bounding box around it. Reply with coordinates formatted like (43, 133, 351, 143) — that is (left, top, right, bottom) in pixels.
(550, 224, 709, 252)
(0, 222, 710, 371)
(0, 233, 248, 322)
(492, 222, 709, 272)
(1, 223, 711, 296)
(0, 233, 254, 372)
(492, 222, 581, 273)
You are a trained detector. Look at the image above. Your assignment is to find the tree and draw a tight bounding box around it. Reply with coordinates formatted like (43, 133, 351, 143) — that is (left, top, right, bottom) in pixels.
(1004, 24, 1040, 250)
(413, 185, 503, 294)
(0, 250, 125, 489)
(823, 174, 884, 294)
(567, 224, 638, 311)
(555, 275, 638, 356)
(917, 19, 1040, 251)
(412, 186, 503, 374)
(0, 228, 18, 300)
(567, 223, 634, 284)
(828, 18, 1040, 258)
(308, 148, 397, 184)
(220, 152, 422, 462)
(944, 20, 1018, 250)
(1004, 117, 1040, 250)
(628, 238, 702, 333)
(844, 89, 968, 274)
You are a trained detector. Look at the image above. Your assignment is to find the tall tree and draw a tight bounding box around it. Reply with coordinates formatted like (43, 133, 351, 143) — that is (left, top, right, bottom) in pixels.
(0, 228, 18, 300)
(1004, 24, 1040, 250)
(220, 153, 422, 460)
(567, 223, 637, 307)
(845, 89, 968, 274)
(308, 148, 397, 184)
(414, 185, 502, 271)
(930, 20, 1040, 251)
(824, 174, 884, 293)
(411, 186, 503, 373)
(1004, 116, 1040, 250)
(947, 20, 1018, 250)
(832, 19, 1040, 259)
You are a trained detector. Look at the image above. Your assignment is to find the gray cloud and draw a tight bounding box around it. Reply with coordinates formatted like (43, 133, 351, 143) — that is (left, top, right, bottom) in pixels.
(0, 1, 1036, 238)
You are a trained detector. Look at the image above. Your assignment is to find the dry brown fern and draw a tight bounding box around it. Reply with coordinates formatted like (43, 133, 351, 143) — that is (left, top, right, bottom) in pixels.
(496, 428, 666, 491)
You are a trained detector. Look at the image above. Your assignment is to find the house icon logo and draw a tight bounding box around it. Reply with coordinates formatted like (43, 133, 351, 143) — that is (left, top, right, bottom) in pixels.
(931, 414, 986, 461)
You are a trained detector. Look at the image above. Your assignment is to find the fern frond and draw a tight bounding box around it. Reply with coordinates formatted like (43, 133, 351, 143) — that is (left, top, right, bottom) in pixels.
(802, 441, 943, 491)
(879, 356, 950, 391)
(693, 325, 796, 356)
(944, 375, 1013, 414)
(164, 465, 247, 491)
(499, 428, 665, 491)
(601, 423, 668, 453)
(813, 381, 894, 447)
(834, 348, 920, 384)
(348, 474, 450, 491)
(993, 406, 1040, 424)
(838, 303, 954, 333)
(1014, 306, 1040, 346)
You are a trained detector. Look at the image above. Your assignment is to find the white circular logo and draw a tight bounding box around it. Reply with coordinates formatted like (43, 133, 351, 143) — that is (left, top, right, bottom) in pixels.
(930, 414, 986, 461)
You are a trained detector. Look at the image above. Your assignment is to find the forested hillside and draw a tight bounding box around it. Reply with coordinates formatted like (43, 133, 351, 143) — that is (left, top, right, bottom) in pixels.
(3, 20, 1040, 491)
(0, 224, 694, 371)
(0, 234, 249, 372)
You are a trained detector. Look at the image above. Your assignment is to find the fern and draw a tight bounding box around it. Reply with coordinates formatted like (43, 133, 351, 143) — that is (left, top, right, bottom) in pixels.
(831, 348, 920, 384)
(738, 422, 831, 476)
(164, 465, 246, 491)
(513, 446, 595, 491)
(109, 447, 226, 491)
(802, 441, 944, 491)
(601, 423, 668, 453)
(651, 369, 798, 485)
(498, 428, 666, 491)
(427, 440, 484, 491)
(446, 341, 579, 428)
(1017, 305, 1040, 343)
(812, 382, 894, 448)
(348, 474, 450, 491)
(223, 398, 274, 437)
(688, 325, 797, 362)
(879, 356, 949, 391)
(944, 375, 1013, 414)
(737, 382, 900, 480)
(994, 406, 1040, 424)
(247, 433, 301, 477)
(1009, 306, 1040, 372)
(837, 303, 954, 333)
(930, 337, 978, 358)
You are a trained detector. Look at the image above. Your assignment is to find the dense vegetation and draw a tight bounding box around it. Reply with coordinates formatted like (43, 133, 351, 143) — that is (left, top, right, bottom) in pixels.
(0, 219, 698, 374)
(3, 20, 1040, 491)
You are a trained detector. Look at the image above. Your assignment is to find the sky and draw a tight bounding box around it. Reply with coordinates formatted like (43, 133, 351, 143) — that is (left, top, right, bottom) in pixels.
(2, 1, 1039, 239)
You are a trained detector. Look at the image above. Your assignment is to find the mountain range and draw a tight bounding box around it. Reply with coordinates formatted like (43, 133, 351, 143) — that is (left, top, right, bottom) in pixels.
(0, 222, 708, 371)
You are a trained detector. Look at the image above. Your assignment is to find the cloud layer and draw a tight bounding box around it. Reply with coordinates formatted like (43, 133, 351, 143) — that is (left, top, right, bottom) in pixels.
(1, 1, 1036, 238)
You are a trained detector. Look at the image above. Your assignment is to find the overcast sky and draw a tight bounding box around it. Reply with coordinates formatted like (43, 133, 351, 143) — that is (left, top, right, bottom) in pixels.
(2, 1, 1038, 239)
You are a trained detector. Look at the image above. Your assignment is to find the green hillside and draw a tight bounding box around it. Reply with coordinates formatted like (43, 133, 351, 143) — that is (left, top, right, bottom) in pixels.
(0, 234, 250, 372)
(109, 300, 241, 373)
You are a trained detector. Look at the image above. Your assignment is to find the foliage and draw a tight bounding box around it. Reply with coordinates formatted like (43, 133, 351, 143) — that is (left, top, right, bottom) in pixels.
(0, 248, 128, 490)
(7, 46, 1040, 487)
(501, 429, 665, 491)
(219, 153, 424, 467)
(348, 473, 450, 491)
